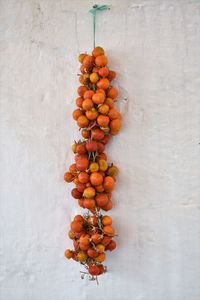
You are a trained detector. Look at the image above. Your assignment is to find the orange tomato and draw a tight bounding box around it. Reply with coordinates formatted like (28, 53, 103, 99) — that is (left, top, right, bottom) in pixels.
(70, 221, 83, 233)
(72, 109, 83, 120)
(90, 172, 104, 186)
(103, 176, 115, 192)
(105, 97, 114, 108)
(78, 53, 87, 63)
(83, 198, 95, 209)
(85, 108, 98, 120)
(68, 230, 75, 239)
(97, 141, 105, 154)
(107, 87, 118, 99)
(82, 98, 94, 111)
(81, 129, 91, 139)
(91, 233, 103, 244)
(97, 78, 110, 90)
(82, 55, 94, 68)
(107, 70, 116, 81)
(75, 97, 83, 108)
(77, 115, 89, 128)
(78, 172, 89, 183)
(108, 108, 121, 120)
(75, 143, 86, 155)
(87, 248, 98, 258)
(95, 184, 104, 193)
(77, 86, 87, 97)
(103, 225, 115, 236)
(93, 66, 100, 73)
(79, 234, 90, 246)
(78, 198, 85, 208)
(83, 90, 94, 99)
(95, 55, 108, 67)
(97, 115, 110, 127)
(106, 240, 116, 251)
(110, 118, 121, 135)
(64, 249, 73, 259)
(92, 46, 104, 57)
(101, 134, 110, 145)
(79, 242, 89, 251)
(102, 200, 113, 211)
(73, 177, 80, 185)
(101, 236, 111, 246)
(83, 187, 96, 198)
(95, 193, 109, 207)
(92, 92, 105, 105)
(98, 104, 109, 115)
(102, 215, 112, 226)
(91, 127, 105, 140)
(95, 252, 106, 263)
(71, 188, 82, 199)
(86, 140, 98, 152)
(74, 215, 84, 223)
(64, 172, 73, 183)
(88, 265, 100, 276)
(99, 67, 109, 77)
(76, 156, 89, 171)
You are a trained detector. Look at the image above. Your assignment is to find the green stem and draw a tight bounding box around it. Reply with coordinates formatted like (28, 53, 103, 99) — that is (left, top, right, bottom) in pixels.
(89, 4, 110, 48)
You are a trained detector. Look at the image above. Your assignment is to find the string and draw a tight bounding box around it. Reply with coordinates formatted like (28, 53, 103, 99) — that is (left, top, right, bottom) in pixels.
(89, 4, 110, 48)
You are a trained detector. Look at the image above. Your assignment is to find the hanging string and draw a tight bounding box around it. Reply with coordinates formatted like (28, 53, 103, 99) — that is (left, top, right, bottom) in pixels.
(89, 4, 110, 48)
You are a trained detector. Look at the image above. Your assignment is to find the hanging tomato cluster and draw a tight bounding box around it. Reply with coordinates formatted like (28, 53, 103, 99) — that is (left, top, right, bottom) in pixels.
(64, 46, 121, 281)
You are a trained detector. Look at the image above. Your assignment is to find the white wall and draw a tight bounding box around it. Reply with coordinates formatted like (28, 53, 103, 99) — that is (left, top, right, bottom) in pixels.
(0, 0, 200, 299)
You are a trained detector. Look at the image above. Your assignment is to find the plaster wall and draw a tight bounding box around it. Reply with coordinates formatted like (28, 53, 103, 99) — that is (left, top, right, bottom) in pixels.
(0, 1, 200, 299)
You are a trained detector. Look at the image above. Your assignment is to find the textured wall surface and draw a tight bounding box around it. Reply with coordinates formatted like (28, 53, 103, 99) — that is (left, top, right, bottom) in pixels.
(0, 0, 200, 299)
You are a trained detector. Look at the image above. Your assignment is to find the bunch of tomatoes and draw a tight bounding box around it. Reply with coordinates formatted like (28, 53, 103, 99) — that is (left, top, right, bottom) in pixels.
(64, 46, 121, 281)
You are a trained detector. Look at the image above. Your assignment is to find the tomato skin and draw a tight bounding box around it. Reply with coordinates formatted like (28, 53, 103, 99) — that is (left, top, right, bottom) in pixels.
(106, 240, 117, 251)
(90, 172, 104, 186)
(71, 188, 82, 199)
(91, 127, 105, 141)
(95, 194, 109, 207)
(86, 140, 98, 152)
(76, 157, 89, 171)
(88, 265, 100, 276)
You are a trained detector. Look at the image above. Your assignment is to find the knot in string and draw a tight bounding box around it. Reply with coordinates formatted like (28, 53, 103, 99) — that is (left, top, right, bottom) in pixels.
(89, 4, 110, 48)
